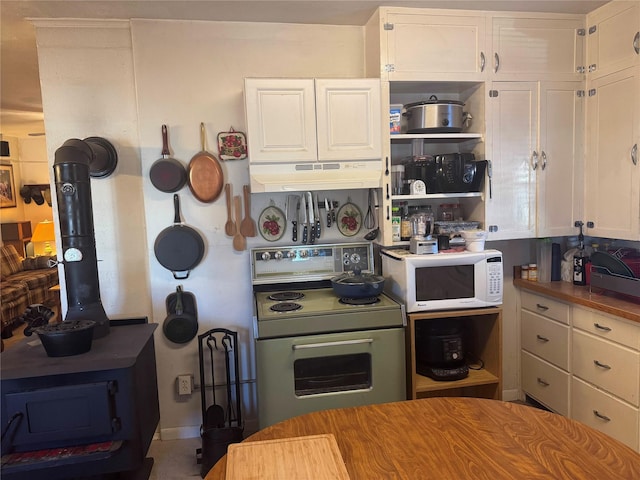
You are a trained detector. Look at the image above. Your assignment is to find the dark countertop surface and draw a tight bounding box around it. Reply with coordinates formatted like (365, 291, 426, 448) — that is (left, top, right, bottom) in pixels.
(514, 279, 640, 324)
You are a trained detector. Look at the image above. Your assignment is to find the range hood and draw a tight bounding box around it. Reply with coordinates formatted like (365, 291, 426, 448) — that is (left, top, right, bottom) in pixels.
(249, 160, 383, 193)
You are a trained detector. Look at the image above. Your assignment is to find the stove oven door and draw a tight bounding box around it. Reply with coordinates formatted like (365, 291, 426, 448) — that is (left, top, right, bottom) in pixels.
(256, 327, 405, 428)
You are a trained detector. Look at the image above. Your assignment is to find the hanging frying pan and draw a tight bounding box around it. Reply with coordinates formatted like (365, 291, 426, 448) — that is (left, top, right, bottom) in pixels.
(188, 123, 224, 203)
(163, 285, 198, 344)
(150, 125, 188, 193)
(154, 194, 205, 279)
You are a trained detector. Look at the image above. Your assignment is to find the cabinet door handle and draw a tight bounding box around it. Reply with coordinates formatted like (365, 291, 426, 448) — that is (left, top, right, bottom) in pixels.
(541, 151, 547, 170)
(494, 52, 500, 73)
(531, 150, 539, 170)
(593, 360, 611, 370)
(593, 410, 611, 422)
(536, 303, 549, 311)
(292, 338, 373, 350)
(536, 334, 550, 342)
(634, 31, 639, 55)
(537, 377, 549, 387)
(480, 51, 486, 72)
(632, 143, 638, 166)
(593, 322, 612, 332)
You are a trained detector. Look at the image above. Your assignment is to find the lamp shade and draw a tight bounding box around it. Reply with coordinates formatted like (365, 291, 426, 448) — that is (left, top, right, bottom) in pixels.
(31, 220, 56, 242)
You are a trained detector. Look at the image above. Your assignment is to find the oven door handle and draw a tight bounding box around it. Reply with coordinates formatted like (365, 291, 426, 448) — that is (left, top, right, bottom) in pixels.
(292, 338, 374, 350)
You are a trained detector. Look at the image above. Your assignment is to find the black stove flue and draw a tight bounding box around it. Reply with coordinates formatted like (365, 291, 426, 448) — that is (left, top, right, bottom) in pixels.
(53, 137, 118, 339)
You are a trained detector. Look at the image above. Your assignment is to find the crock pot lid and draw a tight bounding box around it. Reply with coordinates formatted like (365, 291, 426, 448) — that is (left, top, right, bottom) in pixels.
(404, 99, 465, 108)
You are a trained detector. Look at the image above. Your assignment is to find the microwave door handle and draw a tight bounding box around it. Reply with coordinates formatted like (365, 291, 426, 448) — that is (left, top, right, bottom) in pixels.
(292, 339, 374, 350)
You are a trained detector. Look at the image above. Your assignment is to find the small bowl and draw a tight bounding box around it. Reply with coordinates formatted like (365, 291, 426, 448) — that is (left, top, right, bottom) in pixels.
(35, 320, 96, 357)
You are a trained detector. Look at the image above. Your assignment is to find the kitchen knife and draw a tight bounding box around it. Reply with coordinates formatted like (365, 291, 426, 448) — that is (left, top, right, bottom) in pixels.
(325, 198, 331, 228)
(287, 194, 298, 242)
(307, 192, 315, 244)
(301, 194, 308, 244)
(314, 194, 321, 238)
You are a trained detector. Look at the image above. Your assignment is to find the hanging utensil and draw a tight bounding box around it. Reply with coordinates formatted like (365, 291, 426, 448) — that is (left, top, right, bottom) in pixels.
(301, 194, 308, 244)
(233, 196, 246, 251)
(287, 195, 299, 242)
(224, 184, 235, 236)
(217, 127, 247, 161)
(188, 123, 224, 203)
(240, 185, 257, 237)
(325, 198, 331, 228)
(307, 192, 316, 244)
(364, 189, 380, 240)
(364, 189, 375, 229)
(204, 336, 225, 428)
(163, 285, 198, 344)
(314, 194, 321, 239)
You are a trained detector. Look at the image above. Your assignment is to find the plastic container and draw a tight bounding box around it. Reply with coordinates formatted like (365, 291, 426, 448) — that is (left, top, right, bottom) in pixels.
(536, 238, 552, 283)
(391, 165, 405, 195)
(461, 230, 487, 252)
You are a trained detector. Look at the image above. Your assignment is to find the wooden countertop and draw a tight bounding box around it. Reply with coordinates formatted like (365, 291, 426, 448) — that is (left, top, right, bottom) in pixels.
(205, 397, 640, 479)
(514, 278, 640, 324)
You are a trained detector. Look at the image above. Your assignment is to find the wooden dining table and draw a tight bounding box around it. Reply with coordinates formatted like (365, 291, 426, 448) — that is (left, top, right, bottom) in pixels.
(205, 397, 640, 479)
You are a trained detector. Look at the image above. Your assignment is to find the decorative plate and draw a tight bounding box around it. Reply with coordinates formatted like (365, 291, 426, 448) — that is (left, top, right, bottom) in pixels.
(258, 205, 286, 241)
(336, 202, 362, 237)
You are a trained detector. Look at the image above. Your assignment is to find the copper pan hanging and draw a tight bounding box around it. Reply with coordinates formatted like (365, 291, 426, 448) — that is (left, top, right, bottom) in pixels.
(188, 123, 224, 203)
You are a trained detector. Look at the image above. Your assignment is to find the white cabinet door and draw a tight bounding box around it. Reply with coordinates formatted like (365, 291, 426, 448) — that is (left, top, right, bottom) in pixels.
(383, 10, 486, 81)
(486, 82, 537, 239)
(244, 78, 317, 164)
(587, 1, 640, 79)
(315, 79, 382, 161)
(491, 16, 584, 80)
(537, 82, 583, 237)
(585, 67, 640, 240)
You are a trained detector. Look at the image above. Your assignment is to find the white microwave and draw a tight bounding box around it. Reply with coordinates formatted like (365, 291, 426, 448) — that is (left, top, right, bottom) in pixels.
(381, 249, 503, 312)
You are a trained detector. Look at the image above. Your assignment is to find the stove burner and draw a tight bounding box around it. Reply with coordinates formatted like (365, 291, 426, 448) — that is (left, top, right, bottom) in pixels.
(270, 302, 302, 312)
(339, 296, 381, 306)
(268, 291, 305, 302)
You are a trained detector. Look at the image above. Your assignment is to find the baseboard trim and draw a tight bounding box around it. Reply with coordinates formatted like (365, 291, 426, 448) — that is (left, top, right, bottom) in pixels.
(160, 418, 260, 441)
(502, 388, 520, 402)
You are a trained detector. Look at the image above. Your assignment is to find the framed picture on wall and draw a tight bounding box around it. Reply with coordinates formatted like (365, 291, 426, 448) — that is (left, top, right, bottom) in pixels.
(0, 163, 17, 208)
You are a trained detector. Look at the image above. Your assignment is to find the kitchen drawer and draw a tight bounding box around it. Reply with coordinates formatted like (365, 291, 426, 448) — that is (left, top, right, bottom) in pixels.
(572, 329, 640, 406)
(571, 377, 639, 451)
(573, 306, 640, 351)
(521, 351, 569, 416)
(521, 310, 570, 370)
(520, 291, 569, 325)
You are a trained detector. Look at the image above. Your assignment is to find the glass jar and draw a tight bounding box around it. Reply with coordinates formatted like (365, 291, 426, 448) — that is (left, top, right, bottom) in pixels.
(423, 205, 434, 236)
(400, 204, 412, 241)
(451, 203, 463, 221)
(439, 204, 453, 221)
(391, 207, 401, 242)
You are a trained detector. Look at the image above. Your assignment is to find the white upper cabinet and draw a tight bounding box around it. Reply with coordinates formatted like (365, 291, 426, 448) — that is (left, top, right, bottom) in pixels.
(244, 78, 381, 164)
(486, 82, 537, 240)
(537, 82, 584, 237)
(586, 1, 640, 79)
(314, 79, 382, 161)
(380, 8, 487, 81)
(491, 16, 585, 80)
(585, 66, 640, 241)
(244, 78, 317, 164)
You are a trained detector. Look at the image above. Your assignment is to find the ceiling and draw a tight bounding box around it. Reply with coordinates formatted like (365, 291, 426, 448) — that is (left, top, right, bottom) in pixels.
(0, 0, 608, 138)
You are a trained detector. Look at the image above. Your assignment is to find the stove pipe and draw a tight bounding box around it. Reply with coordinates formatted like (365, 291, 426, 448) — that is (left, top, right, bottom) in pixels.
(53, 137, 118, 339)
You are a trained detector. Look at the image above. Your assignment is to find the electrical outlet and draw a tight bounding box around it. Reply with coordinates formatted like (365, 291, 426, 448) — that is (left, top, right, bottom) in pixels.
(177, 374, 192, 395)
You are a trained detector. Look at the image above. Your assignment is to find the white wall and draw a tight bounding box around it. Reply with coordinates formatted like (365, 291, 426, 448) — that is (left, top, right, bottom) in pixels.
(34, 17, 366, 439)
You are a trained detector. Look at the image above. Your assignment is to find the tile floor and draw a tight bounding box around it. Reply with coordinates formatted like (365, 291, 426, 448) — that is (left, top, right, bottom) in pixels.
(148, 437, 203, 479)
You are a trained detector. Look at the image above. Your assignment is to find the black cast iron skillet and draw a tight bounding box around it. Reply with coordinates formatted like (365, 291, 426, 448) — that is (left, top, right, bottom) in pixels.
(150, 125, 188, 193)
(163, 286, 198, 344)
(154, 194, 205, 279)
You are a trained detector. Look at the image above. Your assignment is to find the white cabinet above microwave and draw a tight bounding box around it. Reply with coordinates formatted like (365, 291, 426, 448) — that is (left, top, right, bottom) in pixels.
(244, 78, 382, 192)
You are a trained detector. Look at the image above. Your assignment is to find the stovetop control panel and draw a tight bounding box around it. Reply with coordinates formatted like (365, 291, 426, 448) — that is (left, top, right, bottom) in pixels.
(251, 242, 373, 284)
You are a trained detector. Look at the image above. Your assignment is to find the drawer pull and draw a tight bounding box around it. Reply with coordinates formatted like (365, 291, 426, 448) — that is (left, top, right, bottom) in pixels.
(536, 334, 550, 342)
(593, 360, 611, 370)
(537, 377, 550, 387)
(535, 304, 549, 311)
(594, 323, 612, 332)
(593, 410, 611, 422)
